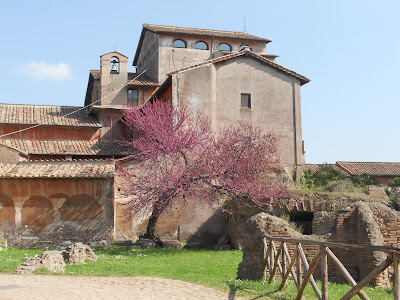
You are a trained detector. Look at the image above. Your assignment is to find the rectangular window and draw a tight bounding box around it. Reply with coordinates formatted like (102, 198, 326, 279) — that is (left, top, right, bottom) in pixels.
(241, 93, 251, 108)
(128, 88, 139, 105)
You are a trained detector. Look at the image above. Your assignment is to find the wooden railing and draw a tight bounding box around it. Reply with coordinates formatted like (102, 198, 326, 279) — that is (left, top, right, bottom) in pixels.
(262, 235, 400, 300)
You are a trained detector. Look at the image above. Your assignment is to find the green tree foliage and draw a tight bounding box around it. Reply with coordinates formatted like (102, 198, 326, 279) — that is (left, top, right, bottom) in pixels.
(388, 177, 400, 187)
(301, 164, 346, 189)
(353, 173, 381, 187)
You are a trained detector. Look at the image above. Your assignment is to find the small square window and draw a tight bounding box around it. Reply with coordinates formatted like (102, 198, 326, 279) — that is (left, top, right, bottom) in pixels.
(241, 93, 251, 108)
(128, 89, 139, 105)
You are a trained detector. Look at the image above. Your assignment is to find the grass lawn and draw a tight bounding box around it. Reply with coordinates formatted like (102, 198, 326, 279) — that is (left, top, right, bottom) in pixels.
(0, 247, 394, 299)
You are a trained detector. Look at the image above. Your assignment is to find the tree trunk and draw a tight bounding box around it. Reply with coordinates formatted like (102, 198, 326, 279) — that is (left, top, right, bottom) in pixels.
(143, 200, 166, 244)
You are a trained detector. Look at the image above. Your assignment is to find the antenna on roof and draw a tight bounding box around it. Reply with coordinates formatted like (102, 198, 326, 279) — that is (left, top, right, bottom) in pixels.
(243, 16, 247, 33)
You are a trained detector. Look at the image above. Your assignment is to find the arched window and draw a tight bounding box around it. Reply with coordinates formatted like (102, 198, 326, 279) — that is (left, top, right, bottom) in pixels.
(173, 39, 187, 48)
(219, 43, 231, 51)
(110, 57, 119, 74)
(240, 44, 251, 51)
(195, 41, 208, 50)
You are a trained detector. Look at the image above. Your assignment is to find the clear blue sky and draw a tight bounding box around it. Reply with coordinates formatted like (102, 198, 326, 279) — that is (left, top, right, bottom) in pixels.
(0, 0, 399, 164)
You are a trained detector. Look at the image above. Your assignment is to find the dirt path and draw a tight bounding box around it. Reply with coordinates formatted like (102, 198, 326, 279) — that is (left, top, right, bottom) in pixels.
(0, 274, 246, 300)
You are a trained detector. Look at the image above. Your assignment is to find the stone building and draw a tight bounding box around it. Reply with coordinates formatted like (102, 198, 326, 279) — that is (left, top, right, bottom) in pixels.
(0, 24, 310, 247)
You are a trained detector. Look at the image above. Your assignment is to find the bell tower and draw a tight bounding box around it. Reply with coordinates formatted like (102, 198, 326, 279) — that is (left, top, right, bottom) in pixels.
(100, 51, 128, 106)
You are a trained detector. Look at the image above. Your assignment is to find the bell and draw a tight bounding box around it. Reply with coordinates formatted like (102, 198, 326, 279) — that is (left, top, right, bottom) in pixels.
(110, 60, 118, 73)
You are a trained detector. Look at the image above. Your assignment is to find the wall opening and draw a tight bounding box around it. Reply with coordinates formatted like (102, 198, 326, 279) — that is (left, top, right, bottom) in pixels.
(289, 212, 314, 235)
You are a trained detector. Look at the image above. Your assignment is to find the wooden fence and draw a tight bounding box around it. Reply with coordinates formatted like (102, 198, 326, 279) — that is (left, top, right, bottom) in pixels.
(262, 235, 400, 300)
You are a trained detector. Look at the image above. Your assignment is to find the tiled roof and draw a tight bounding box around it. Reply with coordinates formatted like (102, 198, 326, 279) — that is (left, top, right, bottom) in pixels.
(304, 164, 346, 175)
(0, 139, 125, 156)
(143, 24, 271, 42)
(90, 70, 101, 80)
(0, 160, 114, 178)
(0, 104, 101, 127)
(336, 162, 400, 177)
(88, 71, 159, 86)
(128, 73, 159, 86)
(168, 49, 310, 85)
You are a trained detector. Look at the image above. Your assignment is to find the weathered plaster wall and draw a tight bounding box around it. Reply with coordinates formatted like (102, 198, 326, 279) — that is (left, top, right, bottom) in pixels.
(136, 31, 159, 82)
(100, 52, 129, 106)
(156, 34, 267, 82)
(0, 145, 27, 163)
(0, 178, 113, 248)
(174, 56, 304, 166)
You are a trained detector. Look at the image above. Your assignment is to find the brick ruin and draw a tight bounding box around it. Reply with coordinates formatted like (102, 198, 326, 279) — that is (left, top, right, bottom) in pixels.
(232, 192, 400, 287)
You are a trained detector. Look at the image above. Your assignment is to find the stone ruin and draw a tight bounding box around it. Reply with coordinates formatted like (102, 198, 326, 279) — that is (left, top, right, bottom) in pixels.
(230, 190, 400, 287)
(15, 243, 97, 274)
(63, 242, 97, 265)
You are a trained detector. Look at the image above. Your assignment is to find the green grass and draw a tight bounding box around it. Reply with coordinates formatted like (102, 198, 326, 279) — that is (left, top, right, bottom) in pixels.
(0, 247, 394, 299)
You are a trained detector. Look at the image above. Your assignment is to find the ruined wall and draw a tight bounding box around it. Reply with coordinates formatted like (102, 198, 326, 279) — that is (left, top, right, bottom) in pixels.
(0, 178, 113, 248)
(232, 194, 398, 287)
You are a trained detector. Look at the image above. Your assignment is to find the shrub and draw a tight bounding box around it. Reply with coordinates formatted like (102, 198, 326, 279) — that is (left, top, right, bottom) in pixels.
(301, 164, 346, 189)
(353, 173, 380, 187)
(388, 177, 400, 187)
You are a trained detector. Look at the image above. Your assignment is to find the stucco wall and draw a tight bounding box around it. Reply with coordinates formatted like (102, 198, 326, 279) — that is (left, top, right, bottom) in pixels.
(0, 178, 113, 248)
(100, 52, 129, 106)
(151, 33, 267, 83)
(0, 145, 26, 163)
(136, 31, 159, 82)
(174, 56, 304, 166)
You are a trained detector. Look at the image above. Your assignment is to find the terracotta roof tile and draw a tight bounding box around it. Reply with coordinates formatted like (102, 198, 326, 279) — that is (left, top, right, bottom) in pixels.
(336, 162, 400, 177)
(304, 164, 347, 175)
(0, 139, 125, 156)
(128, 73, 159, 86)
(0, 104, 101, 127)
(143, 24, 270, 42)
(0, 161, 114, 178)
(90, 70, 101, 80)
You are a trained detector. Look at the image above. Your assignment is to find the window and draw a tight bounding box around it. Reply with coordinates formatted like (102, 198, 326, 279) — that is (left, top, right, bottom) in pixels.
(128, 88, 139, 105)
(240, 44, 251, 51)
(173, 39, 186, 48)
(195, 41, 208, 50)
(219, 43, 231, 51)
(241, 93, 251, 108)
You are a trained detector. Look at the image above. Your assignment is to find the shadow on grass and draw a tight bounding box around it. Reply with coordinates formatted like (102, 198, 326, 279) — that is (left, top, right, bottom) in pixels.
(225, 281, 283, 300)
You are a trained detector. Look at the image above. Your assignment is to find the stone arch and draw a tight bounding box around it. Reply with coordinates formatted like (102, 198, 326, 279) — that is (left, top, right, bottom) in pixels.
(21, 196, 54, 233)
(0, 194, 15, 228)
(59, 194, 102, 221)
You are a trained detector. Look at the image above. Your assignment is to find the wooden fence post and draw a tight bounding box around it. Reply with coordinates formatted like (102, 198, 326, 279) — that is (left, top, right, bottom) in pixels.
(321, 246, 328, 300)
(296, 243, 302, 289)
(281, 241, 286, 281)
(394, 254, 400, 300)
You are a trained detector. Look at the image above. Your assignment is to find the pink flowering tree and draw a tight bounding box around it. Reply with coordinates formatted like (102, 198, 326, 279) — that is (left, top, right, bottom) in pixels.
(118, 101, 288, 242)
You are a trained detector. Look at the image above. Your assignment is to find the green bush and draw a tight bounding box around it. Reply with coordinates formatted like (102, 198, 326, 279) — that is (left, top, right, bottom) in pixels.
(301, 164, 346, 189)
(388, 177, 400, 187)
(353, 173, 380, 187)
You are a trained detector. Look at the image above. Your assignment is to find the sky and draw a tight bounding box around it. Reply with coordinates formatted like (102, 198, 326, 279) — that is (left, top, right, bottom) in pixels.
(0, 0, 399, 164)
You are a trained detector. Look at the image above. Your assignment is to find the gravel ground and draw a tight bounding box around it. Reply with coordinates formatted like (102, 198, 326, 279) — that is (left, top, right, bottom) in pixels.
(0, 274, 246, 300)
